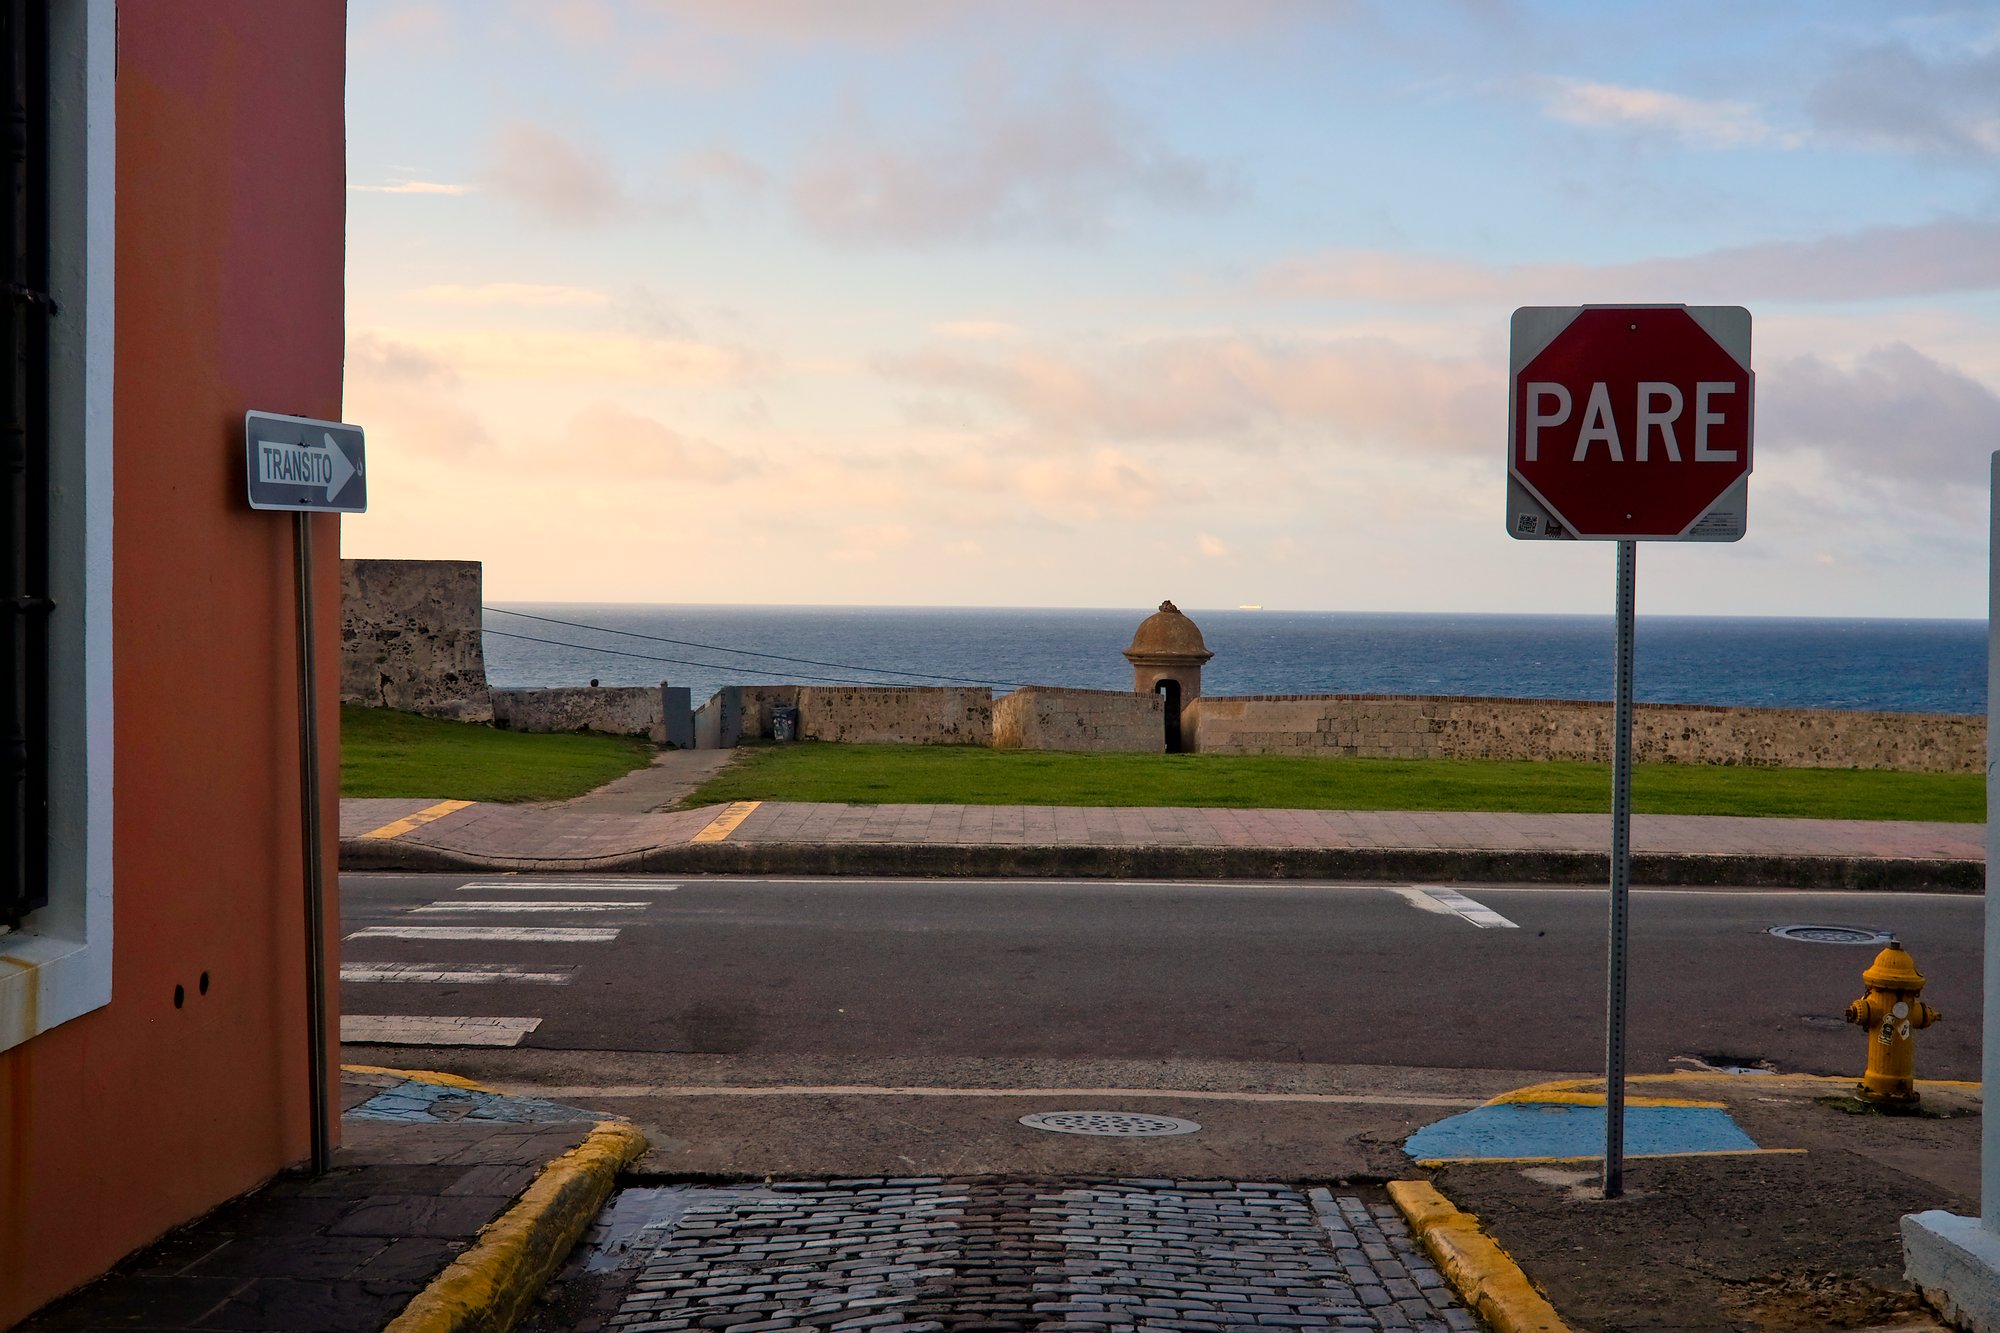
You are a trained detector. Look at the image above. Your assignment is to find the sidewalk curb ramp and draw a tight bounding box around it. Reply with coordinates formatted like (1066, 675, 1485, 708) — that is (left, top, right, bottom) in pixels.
(383, 1118, 648, 1333)
(1388, 1180, 1572, 1333)
(340, 834, 1982, 891)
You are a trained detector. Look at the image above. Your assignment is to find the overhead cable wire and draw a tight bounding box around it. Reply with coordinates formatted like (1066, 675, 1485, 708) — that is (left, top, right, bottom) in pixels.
(482, 605, 1034, 688)
(480, 627, 925, 687)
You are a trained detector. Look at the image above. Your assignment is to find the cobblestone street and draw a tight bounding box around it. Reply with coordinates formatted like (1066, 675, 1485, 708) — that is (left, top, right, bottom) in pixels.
(578, 1179, 1476, 1333)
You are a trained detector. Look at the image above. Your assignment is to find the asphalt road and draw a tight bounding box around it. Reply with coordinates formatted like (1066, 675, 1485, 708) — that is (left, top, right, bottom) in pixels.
(338, 873, 1982, 1079)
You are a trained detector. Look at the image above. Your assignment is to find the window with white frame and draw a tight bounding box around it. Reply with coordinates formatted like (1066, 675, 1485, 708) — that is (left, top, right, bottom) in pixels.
(0, 0, 113, 1054)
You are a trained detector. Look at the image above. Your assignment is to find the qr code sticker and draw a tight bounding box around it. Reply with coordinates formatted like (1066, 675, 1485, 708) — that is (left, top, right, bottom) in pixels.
(1515, 515, 1539, 534)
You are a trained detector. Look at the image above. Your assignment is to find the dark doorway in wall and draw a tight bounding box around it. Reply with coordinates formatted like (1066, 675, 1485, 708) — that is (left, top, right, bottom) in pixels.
(1154, 679, 1182, 753)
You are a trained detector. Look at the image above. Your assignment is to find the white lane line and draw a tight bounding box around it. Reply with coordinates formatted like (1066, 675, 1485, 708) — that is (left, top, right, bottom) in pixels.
(345, 925, 620, 943)
(483, 1083, 1487, 1109)
(1391, 886, 1518, 929)
(339, 962, 577, 985)
(411, 900, 650, 913)
(341, 1014, 542, 1046)
(457, 880, 679, 892)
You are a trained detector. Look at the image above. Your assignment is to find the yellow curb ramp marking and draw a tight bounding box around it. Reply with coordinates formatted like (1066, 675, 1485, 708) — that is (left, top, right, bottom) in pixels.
(1485, 1089, 1727, 1109)
(361, 800, 474, 841)
(1491, 1070, 1981, 1101)
(1388, 1180, 1573, 1333)
(692, 800, 760, 843)
(1414, 1147, 1808, 1168)
(384, 1119, 648, 1333)
(341, 1063, 495, 1092)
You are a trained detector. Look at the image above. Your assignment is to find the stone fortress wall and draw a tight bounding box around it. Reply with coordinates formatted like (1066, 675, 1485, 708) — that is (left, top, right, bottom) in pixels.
(798, 686, 993, 745)
(344, 558, 685, 740)
(993, 687, 1165, 753)
(636, 684, 1988, 772)
(1182, 694, 1982, 774)
(340, 558, 492, 721)
(697, 685, 993, 747)
(342, 560, 1983, 772)
(491, 686, 667, 744)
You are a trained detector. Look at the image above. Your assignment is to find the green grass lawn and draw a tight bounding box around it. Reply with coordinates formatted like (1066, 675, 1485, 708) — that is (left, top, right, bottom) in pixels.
(341, 705, 654, 803)
(685, 743, 1983, 822)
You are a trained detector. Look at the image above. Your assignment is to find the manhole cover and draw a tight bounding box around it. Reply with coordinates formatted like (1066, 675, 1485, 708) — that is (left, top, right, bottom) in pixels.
(1019, 1111, 1201, 1137)
(1769, 924, 1893, 946)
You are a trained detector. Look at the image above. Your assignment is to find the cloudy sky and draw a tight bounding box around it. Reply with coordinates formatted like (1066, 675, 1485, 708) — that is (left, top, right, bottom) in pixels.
(341, 1, 2000, 617)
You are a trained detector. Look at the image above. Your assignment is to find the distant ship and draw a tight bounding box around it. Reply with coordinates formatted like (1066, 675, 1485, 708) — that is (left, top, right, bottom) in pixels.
(1238, 604, 1263, 610)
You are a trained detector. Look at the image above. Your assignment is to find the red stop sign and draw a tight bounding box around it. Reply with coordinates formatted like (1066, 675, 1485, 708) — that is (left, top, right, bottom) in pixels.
(1508, 305, 1752, 541)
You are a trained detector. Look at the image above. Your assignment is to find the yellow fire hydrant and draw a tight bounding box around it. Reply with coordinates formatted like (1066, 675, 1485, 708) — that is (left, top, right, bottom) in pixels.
(1843, 939, 1940, 1107)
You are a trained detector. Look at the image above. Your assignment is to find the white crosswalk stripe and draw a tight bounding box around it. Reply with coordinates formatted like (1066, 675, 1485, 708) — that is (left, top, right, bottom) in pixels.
(340, 1014, 541, 1046)
(456, 879, 679, 892)
(346, 925, 620, 943)
(339, 962, 577, 984)
(1390, 886, 1518, 929)
(339, 887, 662, 1051)
(411, 899, 650, 913)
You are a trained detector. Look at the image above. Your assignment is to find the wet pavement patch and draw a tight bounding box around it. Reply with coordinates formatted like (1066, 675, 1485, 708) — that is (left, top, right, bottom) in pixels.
(346, 1077, 602, 1124)
(1405, 1102, 1761, 1163)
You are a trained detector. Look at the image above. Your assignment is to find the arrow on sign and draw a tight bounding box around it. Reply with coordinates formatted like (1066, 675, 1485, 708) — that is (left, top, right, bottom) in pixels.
(255, 431, 359, 497)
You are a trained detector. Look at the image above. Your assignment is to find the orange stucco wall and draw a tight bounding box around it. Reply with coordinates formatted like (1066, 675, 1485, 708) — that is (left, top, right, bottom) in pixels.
(0, 2, 347, 1321)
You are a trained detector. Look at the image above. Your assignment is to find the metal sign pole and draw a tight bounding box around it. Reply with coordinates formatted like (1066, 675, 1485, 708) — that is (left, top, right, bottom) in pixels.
(294, 510, 331, 1175)
(1603, 538, 1637, 1198)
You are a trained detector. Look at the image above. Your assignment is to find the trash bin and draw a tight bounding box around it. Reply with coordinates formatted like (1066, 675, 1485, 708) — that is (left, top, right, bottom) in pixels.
(771, 705, 799, 742)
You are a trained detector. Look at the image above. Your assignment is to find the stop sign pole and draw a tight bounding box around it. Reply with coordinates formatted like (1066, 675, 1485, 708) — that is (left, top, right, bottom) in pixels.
(1507, 305, 1753, 1199)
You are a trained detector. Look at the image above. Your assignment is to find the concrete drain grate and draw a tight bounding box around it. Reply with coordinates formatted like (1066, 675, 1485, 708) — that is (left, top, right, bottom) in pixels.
(1769, 924, 1893, 946)
(1019, 1110, 1201, 1137)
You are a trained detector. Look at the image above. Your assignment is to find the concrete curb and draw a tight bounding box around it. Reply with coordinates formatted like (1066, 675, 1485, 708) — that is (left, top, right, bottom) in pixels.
(1386, 1180, 1572, 1333)
(383, 1119, 648, 1333)
(340, 834, 1983, 891)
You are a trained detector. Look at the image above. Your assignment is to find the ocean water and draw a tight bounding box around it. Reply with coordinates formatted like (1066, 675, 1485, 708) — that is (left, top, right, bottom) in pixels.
(480, 605, 1988, 716)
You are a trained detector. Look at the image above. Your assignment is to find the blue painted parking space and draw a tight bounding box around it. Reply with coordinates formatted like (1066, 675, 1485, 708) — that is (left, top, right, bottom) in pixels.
(1406, 1101, 1761, 1163)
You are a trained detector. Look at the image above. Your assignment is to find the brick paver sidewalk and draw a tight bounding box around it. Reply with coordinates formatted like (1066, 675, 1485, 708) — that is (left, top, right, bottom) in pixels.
(342, 796, 1982, 885)
(564, 1179, 1473, 1333)
(17, 1072, 603, 1332)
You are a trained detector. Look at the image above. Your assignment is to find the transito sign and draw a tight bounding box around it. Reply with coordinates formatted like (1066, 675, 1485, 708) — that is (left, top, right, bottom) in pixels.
(245, 410, 367, 514)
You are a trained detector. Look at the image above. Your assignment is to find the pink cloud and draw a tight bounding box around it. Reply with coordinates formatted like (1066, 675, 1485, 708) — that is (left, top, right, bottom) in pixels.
(486, 121, 631, 226)
(345, 333, 493, 459)
(558, 402, 755, 483)
(638, 0, 1343, 48)
(1762, 343, 2000, 489)
(1261, 218, 2000, 305)
(1537, 78, 1781, 148)
(879, 336, 1499, 454)
(789, 70, 1230, 245)
(1808, 40, 2000, 159)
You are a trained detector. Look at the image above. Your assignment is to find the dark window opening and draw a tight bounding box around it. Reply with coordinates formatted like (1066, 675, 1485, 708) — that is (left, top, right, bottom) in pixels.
(1155, 678, 1182, 753)
(2, 0, 51, 930)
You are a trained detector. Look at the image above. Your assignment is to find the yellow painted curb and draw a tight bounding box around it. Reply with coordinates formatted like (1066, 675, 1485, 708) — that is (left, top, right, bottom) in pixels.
(1484, 1088, 1726, 1109)
(1388, 1180, 1572, 1333)
(1492, 1070, 1980, 1100)
(362, 799, 475, 840)
(692, 800, 760, 843)
(343, 1064, 497, 1092)
(384, 1119, 648, 1333)
(1414, 1147, 1807, 1168)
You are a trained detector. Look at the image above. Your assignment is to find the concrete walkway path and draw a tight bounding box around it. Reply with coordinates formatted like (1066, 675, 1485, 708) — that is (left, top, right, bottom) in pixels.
(553, 746, 741, 813)
(340, 794, 1984, 889)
